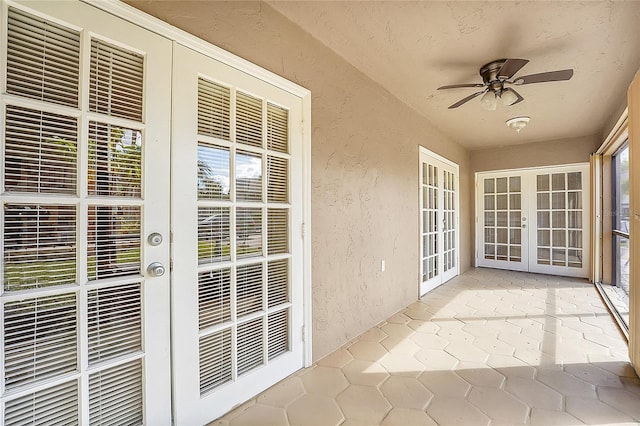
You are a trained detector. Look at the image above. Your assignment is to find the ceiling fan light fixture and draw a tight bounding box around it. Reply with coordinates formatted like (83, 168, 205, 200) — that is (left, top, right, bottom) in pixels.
(480, 91, 497, 111)
(500, 89, 519, 106)
(506, 116, 530, 133)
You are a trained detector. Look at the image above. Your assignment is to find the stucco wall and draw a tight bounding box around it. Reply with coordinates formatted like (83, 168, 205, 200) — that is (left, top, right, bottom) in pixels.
(126, 0, 471, 361)
(471, 134, 600, 173)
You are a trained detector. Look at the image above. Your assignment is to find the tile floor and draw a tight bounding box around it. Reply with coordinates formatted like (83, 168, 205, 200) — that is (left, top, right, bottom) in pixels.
(213, 268, 640, 425)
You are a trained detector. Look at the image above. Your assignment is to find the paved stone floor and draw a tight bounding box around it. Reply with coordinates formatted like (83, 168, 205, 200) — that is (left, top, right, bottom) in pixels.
(214, 268, 640, 425)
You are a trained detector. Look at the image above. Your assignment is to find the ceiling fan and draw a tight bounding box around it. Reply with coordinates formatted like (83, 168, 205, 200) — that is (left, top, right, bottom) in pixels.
(438, 58, 573, 110)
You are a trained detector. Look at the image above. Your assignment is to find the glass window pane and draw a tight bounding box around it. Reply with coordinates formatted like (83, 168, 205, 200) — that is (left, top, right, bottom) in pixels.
(552, 173, 565, 190)
(198, 144, 230, 200)
(484, 228, 495, 243)
(537, 193, 549, 209)
(509, 194, 521, 210)
(496, 178, 508, 193)
(198, 207, 231, 264)
(497, 212, 508, 227)
(497, 228, 508, 244)
(613, 146, 629, 232)
(537, 248, 550, 265)
(537, 230, 550, 247)
(509, 176, 521, 192)
(537, 211, 550, 228)
(236, 150, 262, 201)
(484, 195, 495, 210)
(484, 178, 494, 194)
(509, 212, 521, 228)
(496, 194, 508, 210)
(537, 174, 549, 191)
(484, 212, 495, 226)
(509, 229, 521, 245)
(567, 211, 582, 229)
(567, 172, 582, 190)
(552, 211, 566, 228)
(552, 192, 566, 209)
(567, 192, 582, 209)
(237, 208, 262, 258)
(552, 230, 566, 247)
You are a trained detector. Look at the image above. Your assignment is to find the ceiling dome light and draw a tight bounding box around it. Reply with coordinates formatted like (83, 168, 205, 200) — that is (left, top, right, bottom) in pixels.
(500, 89, 519, 107)
(480, 91, 497, 111)
(506, 116, 530, 133)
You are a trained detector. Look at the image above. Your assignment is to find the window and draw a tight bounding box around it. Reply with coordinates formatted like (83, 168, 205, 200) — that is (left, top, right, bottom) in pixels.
(612, 143, 630, 326)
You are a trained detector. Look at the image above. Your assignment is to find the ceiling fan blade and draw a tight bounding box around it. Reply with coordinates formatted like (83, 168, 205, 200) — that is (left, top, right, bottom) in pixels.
(514, 69, 574, 85)
(448, 90, 486, 109)
(438, 83, 485, 90)
(497, 59, 529, 80)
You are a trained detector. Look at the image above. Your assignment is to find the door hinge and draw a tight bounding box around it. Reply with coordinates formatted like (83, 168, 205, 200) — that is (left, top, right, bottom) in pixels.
(302, 325, 306, 342)
(301, 222, 305, 239)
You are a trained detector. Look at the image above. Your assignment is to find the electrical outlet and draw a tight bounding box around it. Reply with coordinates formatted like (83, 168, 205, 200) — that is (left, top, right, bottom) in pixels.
(381, 260, 386, 272)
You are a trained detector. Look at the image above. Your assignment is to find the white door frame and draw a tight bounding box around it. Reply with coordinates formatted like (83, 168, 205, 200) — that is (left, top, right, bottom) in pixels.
(81, 0, 313, 370)
(419, 146, 460, 296)
(1, 0, 173, 423)
(475, 163, 590, 278)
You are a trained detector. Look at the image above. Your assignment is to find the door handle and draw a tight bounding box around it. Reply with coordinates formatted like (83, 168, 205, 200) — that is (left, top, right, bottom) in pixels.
(147, 262, 166, 277)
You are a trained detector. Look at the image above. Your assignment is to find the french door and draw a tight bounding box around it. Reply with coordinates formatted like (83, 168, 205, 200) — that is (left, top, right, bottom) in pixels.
(477, 164, 590, 278)
(419, 148, 459, 296)
(1, 1, 172, 424)
(170, 45, 305, 424)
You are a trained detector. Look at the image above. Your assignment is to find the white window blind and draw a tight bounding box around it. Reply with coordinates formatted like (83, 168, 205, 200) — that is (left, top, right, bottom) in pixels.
(6, 7, 80, 107)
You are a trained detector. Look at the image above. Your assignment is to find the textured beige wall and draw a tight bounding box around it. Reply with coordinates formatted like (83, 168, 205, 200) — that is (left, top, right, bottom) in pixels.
(471, 135, 600, 173)
(126, 1, 471, 361)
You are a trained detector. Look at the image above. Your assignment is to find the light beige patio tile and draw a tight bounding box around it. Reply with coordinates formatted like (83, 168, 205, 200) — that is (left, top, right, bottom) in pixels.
(583, 332, 629, 351)
(380, 408, 437, 426)
(487, 354, 537, 379)
(468, 386, 529, 423)
(564, 363, 624, 388)
(287, 394, 344, 426)
(566, 396, 635, 424)
(380, 323, 414, 339)
(229, 404, 288, 426)
(380, 351, 425, 377)
(409, 331, 449, 350)
(301, 366, 349, 396)
(347, 340, 388, 362)
(357, 327, 388, 342)
(426, 396, 490, 426)
(474, 336, 515, 355)
(418, 370, 471, 397)
(407, 319, 440, 333)
(597, 387, 640, 419)
(336, 385, 391, 424)
(499, 331, 540, 351)
(379, 376, 433, 410)
(504, 377, 563, 410)
(342, 359, 389, 387)
(460, 322, 496, 338)
(257, 376, 305, 407)
(414, 348, 459, 371)
(380, 335, 420, 355)
(316, 348, 354, 368)
(444, 341, 490, 363)
(456, 363, 506, 387)
(536, 368, 597, 399)
(386, 312, 411, 324)
(530, 408, 585, 425)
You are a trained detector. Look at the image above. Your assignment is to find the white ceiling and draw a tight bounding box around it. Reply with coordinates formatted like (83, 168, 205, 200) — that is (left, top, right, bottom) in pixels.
(267, 1, 640, 150)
